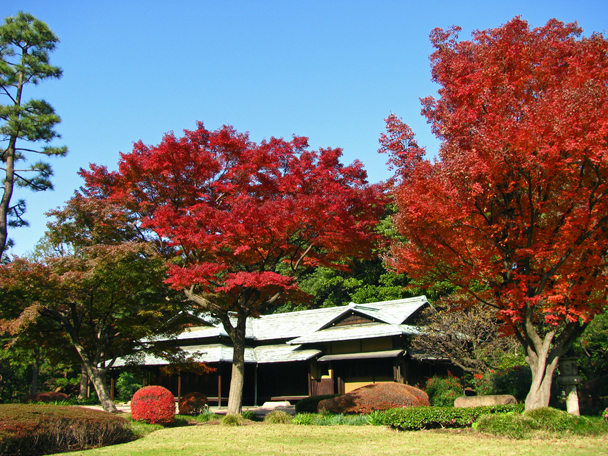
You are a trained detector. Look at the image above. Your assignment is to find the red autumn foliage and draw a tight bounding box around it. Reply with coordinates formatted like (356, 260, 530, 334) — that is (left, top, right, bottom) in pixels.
(317, 383, 429, 414)
(130, 386, 175, 424)
(178, 392, 208, 415)
(380, 17, 608, 411)
(81, 123, 386, 414)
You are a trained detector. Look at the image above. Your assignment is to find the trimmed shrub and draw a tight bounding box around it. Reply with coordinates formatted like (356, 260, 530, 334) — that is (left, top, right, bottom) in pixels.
(241, 410, 256, 420)
(475, 407, 608, 439)
(295, 394, 342, 413)
(131, 386, 175, 424)
(383, 404, 524, 431)
(292, 413, 315, 425)
(264, 410, 293, 424)
(0, 404, 134, 456)
(178, 392, 208, 415)
(318, 383, 429, 414)
(24, 391, 69, 403)
(424, 375, 463, 407)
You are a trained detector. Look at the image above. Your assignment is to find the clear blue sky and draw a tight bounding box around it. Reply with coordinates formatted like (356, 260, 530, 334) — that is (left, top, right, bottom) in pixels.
(4, 0, 607, 257)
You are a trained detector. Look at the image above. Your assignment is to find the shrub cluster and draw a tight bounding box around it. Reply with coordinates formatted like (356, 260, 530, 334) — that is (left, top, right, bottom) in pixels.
(424, 375, 463, 407)
(292, 413, 368, 426)
(475, 407, 608, 439)
(295, 394, 342, 413)
(263, 410, 293, 424)
(472, 366, 532, 402)
(115, 372, 142, 402)
(178, 392, 208, 415)
(381, 404, 524, 430)
(318, 383, 429, 414)
(0, 404, 134, 456)
(131, 386, 175, 424)
(24, 392, 69, 403)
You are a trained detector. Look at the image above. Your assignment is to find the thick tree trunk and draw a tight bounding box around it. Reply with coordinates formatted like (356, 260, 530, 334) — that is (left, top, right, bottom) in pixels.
(84, 362, 118, 413)
(525, 352, 558, 411)
(78, 363, 88, 399)
(226, 315, 247, 415)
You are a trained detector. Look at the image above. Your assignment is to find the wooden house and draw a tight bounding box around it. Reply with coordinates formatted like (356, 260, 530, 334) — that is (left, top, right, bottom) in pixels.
(114, 296, 452, 405)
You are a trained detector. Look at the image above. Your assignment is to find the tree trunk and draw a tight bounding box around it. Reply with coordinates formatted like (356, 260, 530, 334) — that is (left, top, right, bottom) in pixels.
(78, 363, 88, 400)
(84, 362, 118, 413)
(30, 360, 40, 396)
(226, 315, 247, 415)
(525, 354, 558, 410)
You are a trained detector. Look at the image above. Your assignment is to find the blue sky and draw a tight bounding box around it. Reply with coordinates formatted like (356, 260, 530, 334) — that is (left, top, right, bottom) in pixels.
(4, 0, 607, 257)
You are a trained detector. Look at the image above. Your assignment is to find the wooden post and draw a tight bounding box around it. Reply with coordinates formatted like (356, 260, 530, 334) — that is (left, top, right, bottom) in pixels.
(218, 364, 222, 409)
(178, 375, 182, 402)
(110, 378, 115, 399)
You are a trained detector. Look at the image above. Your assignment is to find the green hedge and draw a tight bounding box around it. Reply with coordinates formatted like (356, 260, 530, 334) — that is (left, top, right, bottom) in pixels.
(381, 404, 524, 430)
(295, 394, 342, 413)
(0, 404, 134, 456)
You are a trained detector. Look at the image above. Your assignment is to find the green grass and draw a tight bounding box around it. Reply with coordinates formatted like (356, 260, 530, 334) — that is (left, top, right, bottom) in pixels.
(54, 424, 608, 456)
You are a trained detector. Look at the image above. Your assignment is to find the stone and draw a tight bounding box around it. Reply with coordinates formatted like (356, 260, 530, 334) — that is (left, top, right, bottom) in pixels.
(453, 394, 517, 408)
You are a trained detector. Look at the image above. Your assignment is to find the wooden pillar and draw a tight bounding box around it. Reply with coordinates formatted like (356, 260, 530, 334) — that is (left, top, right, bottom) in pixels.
(110, 378, 115, 399)
(254, 364, 258, 407)
(307, 372, 312, 397)
(218, 364, 222, 409)
(177, 375, 182, 402)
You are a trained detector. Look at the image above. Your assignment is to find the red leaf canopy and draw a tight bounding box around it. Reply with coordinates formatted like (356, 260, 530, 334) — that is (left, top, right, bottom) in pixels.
(82, 123, 385, 312)
(381, 18, 608, 328)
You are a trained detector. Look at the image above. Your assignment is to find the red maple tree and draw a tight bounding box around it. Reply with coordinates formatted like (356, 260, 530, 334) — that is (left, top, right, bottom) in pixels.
(381, 17, 608, 410)
(82, 123, 386, 414)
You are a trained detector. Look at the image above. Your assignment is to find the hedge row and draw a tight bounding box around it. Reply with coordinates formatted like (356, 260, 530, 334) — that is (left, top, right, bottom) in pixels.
(0, 404, 134, 456)
(381, 404, 525, 430)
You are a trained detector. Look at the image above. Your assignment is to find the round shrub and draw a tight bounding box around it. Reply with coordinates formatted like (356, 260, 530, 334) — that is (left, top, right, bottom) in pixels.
(131, 385, 175, 424)
(178, 392, 208, 415)
(318, 383, 430, 414)
(25, 391, 69, 403)
(221, 413, 245, 426)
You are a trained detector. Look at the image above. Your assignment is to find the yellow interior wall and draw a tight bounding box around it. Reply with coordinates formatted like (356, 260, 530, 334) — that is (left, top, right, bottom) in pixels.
(361, 337, 393, 351)
(344, 380, 393, 394)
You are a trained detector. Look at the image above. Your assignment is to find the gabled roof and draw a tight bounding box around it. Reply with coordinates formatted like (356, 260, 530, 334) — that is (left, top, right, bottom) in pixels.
(169, 296, 427, 343)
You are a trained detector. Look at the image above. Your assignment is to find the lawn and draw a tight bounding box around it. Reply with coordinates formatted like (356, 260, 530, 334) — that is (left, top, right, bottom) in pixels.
(57, 424, 608, 456)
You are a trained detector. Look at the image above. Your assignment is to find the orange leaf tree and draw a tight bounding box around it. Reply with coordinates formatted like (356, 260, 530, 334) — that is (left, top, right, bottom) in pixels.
(81, 123, 386, 414)
(380, 17, 608, 410)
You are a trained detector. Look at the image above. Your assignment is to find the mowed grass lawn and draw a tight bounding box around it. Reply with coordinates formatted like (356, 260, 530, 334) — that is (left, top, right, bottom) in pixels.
(58, 424, 608, 456)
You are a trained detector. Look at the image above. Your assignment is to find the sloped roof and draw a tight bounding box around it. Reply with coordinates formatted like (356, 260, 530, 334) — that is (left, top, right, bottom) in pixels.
(119, 297, 428, 366)
(114, 343, 320, 366)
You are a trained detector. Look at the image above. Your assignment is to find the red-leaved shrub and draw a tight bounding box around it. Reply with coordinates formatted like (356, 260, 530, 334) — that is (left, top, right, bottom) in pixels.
(318, 383, 430, 414)
(178, 392, 208, 415)
(25, 392, 69, 403)
(131, 386, 175, 424)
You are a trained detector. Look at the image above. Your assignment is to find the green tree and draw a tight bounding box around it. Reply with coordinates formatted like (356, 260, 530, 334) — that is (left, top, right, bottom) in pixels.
(0, 11, 67, 257)
(0, 195, 184, 412)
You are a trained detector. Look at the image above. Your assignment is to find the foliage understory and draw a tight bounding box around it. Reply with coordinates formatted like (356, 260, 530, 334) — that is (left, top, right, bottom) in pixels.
(2, 403, 607, 456)
(52, 420, 607, 456)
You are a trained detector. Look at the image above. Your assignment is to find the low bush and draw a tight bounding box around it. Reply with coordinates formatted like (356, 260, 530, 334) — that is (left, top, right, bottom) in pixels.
(24, 391, 69, 403)
(424, 375, 463, 407)
(382, 404, 524, 431)
(221, 413, 245, 426)
(0, 404, 134, 456)
(131, 385, 175, 424)
(291, 413, 369, 426)
(318, 383, 429, 414)
(263, 410, 293, 424)
(194, 409, 220, 423)
(474, 407, 608, 439)
(241, 410, 256, 420)
(178, 392, 208, 415)
(295, 394, 342, 413)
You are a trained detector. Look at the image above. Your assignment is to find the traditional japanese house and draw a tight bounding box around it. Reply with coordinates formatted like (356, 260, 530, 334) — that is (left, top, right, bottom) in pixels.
(114, 296, 452, 405)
